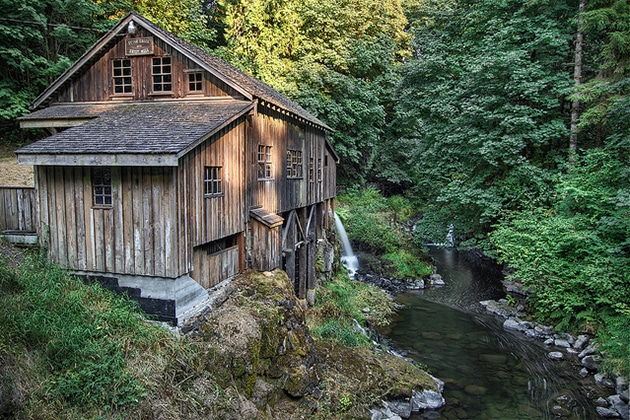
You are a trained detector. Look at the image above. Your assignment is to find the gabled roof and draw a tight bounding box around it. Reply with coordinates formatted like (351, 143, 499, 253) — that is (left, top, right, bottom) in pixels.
(17, 100, 253, 166)
(29, 12, 331, 132)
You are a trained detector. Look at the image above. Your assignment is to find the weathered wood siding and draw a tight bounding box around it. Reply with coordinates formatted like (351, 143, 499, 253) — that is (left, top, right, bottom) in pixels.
(179, 119, 246, 249)
(36, 166, 183, 278)
(248, 106, 334, 214)
(53, 27, 241, 104)
(192, 245, 239, 288)
(249, 219, 281, 272)
(0, 187, 36, 232)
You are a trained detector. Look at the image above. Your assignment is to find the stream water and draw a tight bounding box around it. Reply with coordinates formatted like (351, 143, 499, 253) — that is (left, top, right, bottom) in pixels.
(379, 248, 596, 419)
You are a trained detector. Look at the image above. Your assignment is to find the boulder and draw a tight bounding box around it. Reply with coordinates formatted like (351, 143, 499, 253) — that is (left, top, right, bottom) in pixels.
(574, 334, 589, 350)
(596, 406, 621, 418)
(411, 389, 446, 411)
(547, 352, 564, 361)
(582, 354, 603, 372)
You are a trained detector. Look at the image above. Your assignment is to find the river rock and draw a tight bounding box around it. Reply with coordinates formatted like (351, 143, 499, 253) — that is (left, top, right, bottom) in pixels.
(547, 351, 564, 360)
(579, 368, 590, 378)
(554, 338, 571, 348)
(582, 354, 603, 371)
(616, 376, 629, 400)
(480, 300, 511, 318)
(503, 318, 531, 332)
(370, 405, 403, 420)
(578, 343, 599, 359)
(382, 400, 411, 418)
(574, 334, 589, 350)
(596, 406, 622, 418)
(411, 389, 446, 410)
(608, 395, 629, 419)
(428, 274, 445, 286)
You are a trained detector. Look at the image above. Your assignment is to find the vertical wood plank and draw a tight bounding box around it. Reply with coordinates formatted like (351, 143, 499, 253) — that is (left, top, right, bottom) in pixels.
(132, 168, 144, 275)
(74, 167, 87, 271)
(142, 167, 153, 275)
(83, 169, 95, 271)
(64, 168, 77, 269)
(53, 167, 67, 268)
(122, 167, 135, 274)
(112, 167, 124, 273)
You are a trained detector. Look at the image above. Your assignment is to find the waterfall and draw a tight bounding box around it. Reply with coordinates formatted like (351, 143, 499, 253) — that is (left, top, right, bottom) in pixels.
(420, 224, 456, 248)
(334, 213, 359, 278)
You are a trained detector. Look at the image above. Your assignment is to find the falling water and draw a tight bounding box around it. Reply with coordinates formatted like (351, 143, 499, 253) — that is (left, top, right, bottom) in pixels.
(334, 213, 359, 278)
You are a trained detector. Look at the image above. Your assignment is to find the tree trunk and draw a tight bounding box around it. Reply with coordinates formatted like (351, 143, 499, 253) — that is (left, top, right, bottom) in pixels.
(569, 0, 585, 166)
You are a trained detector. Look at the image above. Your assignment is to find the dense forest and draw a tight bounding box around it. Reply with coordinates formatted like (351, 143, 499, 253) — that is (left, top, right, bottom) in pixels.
(1, 0, 628, 371)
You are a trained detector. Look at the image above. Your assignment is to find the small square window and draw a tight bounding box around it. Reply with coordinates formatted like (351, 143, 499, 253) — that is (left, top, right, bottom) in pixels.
(188, 72, 203, 92)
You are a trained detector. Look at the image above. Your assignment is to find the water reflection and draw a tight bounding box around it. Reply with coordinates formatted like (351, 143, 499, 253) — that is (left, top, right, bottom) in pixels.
(380, 249, 594, 419)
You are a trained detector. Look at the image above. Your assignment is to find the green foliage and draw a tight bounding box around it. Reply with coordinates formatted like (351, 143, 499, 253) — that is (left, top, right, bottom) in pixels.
(397, 0, 575, 244)
(382, 249, 432, 278)
(337, 186, 407, 253)
(215, 0, 410, 185)
(491, 144, 630, 374)
(0, 251, 166, 410)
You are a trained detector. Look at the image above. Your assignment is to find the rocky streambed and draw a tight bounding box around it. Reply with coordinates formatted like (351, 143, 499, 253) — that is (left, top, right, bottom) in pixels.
(481, 287, 629, 420)
(354, 248, 629, 419)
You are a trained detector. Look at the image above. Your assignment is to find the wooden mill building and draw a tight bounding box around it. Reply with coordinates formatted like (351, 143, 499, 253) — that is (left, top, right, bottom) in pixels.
(16, 12, 338, 324)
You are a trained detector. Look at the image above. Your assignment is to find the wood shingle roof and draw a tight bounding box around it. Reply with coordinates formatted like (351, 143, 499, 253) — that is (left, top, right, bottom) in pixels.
(17, 100, 253, 166)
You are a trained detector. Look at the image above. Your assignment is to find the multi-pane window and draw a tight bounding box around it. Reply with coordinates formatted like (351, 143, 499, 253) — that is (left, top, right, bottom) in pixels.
(188, 72, 203, 92)
(204, 166, 222, 197)
(93, 168, 112, 206)
(152, 57, 172, 92)
(317, 158, 323, 181)
(286, 150, 303, 179)
(309, 158, 314, 183)
(257, 145, 272, 179)
(112, 59, 132, 94)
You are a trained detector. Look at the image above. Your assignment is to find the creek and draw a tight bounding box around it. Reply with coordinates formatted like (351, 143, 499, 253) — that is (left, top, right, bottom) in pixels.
(378, 248, 597, 419)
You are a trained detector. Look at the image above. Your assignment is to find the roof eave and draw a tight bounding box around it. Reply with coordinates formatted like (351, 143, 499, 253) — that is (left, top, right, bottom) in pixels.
(16, 152, 179, 167)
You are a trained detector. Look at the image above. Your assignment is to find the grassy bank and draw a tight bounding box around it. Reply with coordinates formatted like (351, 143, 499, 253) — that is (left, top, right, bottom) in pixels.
(0, 244, 228, 418)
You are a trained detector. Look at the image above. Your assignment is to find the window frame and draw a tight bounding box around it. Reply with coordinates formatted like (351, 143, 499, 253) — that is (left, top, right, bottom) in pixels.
(187, 71, 204, 93)
(257, 145, 273, 180)
(92, 168, 113, 208)
(286, 149, 303, 179)
(204, 166, 223, 198)
(152, 56, 173, 93)
(112, 59, 132, 95)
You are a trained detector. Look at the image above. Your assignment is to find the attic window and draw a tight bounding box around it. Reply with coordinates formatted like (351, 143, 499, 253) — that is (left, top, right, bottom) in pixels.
(152, 57, 172, 92)
(188, 71, 203, 92)
(112, 59, 132, 94)
(93, 168, 112, 207)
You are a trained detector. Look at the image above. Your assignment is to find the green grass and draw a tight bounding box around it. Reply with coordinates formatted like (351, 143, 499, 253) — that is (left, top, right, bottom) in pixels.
(0, 246, 181, 416)
(308, 271, 395, 347)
